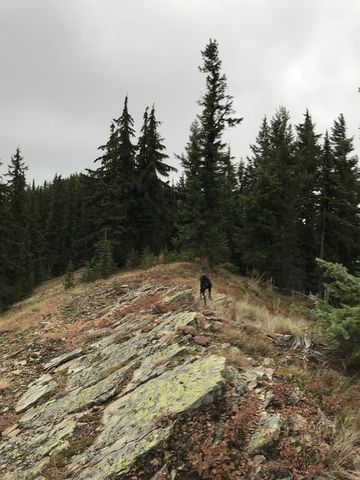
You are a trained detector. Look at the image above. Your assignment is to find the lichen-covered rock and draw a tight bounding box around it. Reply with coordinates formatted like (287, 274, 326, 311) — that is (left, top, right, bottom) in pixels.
(0, 301, 222, 480)
(15, 374, 58, 413)
(0, 416, 78, 480)
(69, 355, 226, 480)
(162, 288, 193, 304)
(248, 413, 283, 454)
(19, 365, 131, 428)
(124, 343, 187, 393)
(44, 348, 83, 371)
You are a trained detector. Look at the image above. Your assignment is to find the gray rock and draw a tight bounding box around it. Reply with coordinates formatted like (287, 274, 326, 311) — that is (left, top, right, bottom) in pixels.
(69, 356, 226, 480)
(44, 348, 83, 371)
(15, 374, 58, 413)
(0, 416, 78, 479)
(248, 413, 283, 454)
(162, 288, 193, 304)
(124, 343, 187, 393)
(19, 365, 131, 428)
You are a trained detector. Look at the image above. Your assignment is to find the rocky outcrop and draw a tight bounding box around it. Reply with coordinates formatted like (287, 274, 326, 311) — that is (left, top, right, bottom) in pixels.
(1, 272, 340, 480)
(70, 356, 226, 480)
(15, 374, 58, 413)
(0, 284, 229, 480)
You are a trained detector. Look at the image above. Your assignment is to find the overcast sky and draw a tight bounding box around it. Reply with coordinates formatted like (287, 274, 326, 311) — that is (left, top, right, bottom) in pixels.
(0, 0, 359, 184)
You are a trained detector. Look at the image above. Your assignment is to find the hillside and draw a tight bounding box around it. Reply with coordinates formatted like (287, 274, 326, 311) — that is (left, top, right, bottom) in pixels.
(0, 262, 359, 480)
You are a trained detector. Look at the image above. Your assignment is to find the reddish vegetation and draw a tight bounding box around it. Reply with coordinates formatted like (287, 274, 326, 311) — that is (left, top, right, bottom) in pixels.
(43, 315, 115, 350)
(0, 411, 18, 434)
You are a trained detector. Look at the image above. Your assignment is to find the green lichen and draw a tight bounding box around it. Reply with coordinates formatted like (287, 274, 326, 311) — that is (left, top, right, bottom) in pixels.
(248, 413, 283, 454)
(71, 356, 226, 480)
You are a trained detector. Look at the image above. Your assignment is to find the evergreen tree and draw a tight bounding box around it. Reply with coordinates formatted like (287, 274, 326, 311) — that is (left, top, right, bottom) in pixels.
(317, 117, 360, 275)
(315, 259, 360, 361)
(241, 109, 300, 289)
(44, 174, 67, 276)
(82, 232, 114, 282)
(219, 147, 239, 262)
(28, 181, 47, 283)
(175, 121, 205, 256)
(0, 166, 11, 310)
(64, 260, 75, 289)
(88, 97, 138, 265)
(295, 111, 322, 291)
(328, 114, 360, 270)
(135, 105, 176, 254)
(176, 39, 242, 266)
(197, 39, 242, 265)
(6, 148, 34, 299)
(318, 132, 335, 287)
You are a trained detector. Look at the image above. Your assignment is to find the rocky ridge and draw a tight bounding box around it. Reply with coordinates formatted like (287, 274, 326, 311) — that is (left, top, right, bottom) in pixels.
(0, 263, 356, 479)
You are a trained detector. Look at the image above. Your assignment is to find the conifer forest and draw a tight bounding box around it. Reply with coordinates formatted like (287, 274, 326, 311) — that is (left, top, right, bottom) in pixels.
(1, 39, 359, 311)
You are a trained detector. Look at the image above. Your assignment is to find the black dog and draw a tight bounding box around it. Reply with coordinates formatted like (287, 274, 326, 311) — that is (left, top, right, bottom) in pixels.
(200, 275, 212, 305)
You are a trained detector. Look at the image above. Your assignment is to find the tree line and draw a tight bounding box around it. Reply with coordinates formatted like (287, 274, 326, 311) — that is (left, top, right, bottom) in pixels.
(0, 39, 359, 310)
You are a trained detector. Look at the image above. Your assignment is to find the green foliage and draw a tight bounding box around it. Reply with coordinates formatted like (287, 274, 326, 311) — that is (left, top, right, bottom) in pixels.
(126, 249, 141, 269)
(82, 233, 115, 283)
(175, 39, 242, 266)
(240, 108, 301, 290)
(140, 247, 157, 268)
(315, 259, 360, 359)
(64, 260, 75, 289)
(135, 106, 176, 255)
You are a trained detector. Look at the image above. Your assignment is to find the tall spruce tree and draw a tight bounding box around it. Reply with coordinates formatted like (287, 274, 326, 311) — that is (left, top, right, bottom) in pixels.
(198, 39, 242, 265)
(6, 148, 34, 299)
(90, 97, 138, 265)
(295, 111, 322, 291)
(135, 105, 176, 254)
(241, 109, 301, 289)
(0, 166, 11, 310)
(319, 115, 360, 270)
(177, 39, 242, 266)
(175, 120, 205, 255)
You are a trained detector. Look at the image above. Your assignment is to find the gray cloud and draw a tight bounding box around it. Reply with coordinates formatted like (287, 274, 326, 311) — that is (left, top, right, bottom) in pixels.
(0, 0, 359, 183)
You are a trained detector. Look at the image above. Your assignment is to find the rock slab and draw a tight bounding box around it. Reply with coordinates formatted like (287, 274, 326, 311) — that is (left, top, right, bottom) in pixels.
(15, 374, 58, 413)
(70, 355, 226, 480)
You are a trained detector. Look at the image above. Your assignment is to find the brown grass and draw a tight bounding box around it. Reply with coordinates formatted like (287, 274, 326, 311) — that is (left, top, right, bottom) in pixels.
(217, 348, 250, 369)
(117, 292, 164, 317)
(219, 322, 275, 358)
(153, 355, 172, 368)
(159, 331, 177, 344)
(0, 299, 60, 334)
(43, 315, 116, 350)
(0, 411, 18, 433)
(0, 379, 11, 391)
(264, 314, 309, 337)
(324, 418, 360, 480)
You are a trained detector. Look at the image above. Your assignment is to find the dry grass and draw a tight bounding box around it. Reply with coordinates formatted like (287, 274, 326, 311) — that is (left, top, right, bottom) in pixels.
(264, 314, 309, 337)
(324, 418, 360, 480)
(216, 348, 251, 369)
(0, 299, 61, 334)
(159, 331, 177, 344)
(0, 379, 11, 391)
(235, 296, 309, 339)
(153, 355, 172, 368)
(236, 299, 270, 323)
(43, 315, 115, 350)
(219, 322, 275, 358)
(276, 364, 312, 384)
